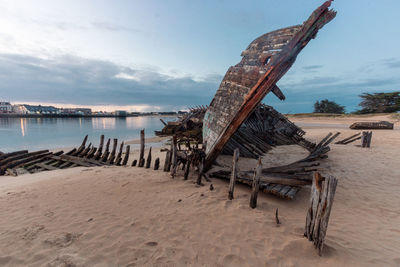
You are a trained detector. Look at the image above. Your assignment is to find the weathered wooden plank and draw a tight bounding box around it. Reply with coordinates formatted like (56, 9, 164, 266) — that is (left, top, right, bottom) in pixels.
(249, 158, 262, 208)
(1, 151, 52, 174)
(304, 172, 338, 256)
(335, 132, 361, 144)
(35, 163, 59, 170)
(0, 150, 28, 161)
(228, 148, 240, 200)
(0, 150, 49, 169)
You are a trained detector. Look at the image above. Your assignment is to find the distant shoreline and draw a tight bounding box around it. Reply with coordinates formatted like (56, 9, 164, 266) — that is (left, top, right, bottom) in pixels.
(0, 114, 179, 118)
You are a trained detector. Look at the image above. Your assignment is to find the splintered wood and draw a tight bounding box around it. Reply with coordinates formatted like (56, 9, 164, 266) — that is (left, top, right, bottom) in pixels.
(305, 172, 338, 256)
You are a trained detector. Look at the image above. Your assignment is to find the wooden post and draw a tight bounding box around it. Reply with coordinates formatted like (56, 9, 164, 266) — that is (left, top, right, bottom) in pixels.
(154, 158, 160, 170)
(101, 138, 111, 162)
(145, 147, 152, 168)
(107, 138, 118, 164)
(249, 158, 262, 209)
(122, 145, 130, 166)
(114, 141, 124, 165)
(196, 157, 204, 185)
(139, 129, 145, 162)
(170, 136, 177, 177)
(131, 159, 137, 167)
(304, 172, 338, 256)
(228, 148, 240, 200)
(163, 151, 171, 172)
(94, 134, 104, 160)
(184, 157, 191, 180)
(367, 131, 372, 147)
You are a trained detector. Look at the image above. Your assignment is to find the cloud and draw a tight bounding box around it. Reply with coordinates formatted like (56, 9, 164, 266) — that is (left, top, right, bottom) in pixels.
(384, 58, 400, 69)
(91, 21, 139, 33)
(302, 65, 323, 70)
(0, 53, 220, 111)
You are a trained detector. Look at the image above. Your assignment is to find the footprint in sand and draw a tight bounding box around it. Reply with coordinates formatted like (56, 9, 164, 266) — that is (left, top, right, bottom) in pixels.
(44, 232, 82, 248)
(21, 224, 45, 241)
(145, 241, 158, 247)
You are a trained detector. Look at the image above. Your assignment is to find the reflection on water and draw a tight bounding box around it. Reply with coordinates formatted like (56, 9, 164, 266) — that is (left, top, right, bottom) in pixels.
(0, 116, 176, 152)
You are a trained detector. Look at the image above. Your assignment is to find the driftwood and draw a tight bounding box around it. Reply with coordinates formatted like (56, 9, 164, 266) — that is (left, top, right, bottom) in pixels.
(275, 208, 281, 225)
(228, 148, 240, 200)
(350, 121, 393, 130)
(249, 158, 262, 209)
(304, 172, 338, 256)
(163, 151, 171, 172)
(335, 132, 361, 145)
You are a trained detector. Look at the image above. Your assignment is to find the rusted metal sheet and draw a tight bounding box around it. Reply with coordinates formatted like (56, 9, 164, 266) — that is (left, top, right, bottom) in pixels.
(203, 1, 336, 171)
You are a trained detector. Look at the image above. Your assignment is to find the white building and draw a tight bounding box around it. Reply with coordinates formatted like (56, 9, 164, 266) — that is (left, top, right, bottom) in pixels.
(0, 102, 12, 113)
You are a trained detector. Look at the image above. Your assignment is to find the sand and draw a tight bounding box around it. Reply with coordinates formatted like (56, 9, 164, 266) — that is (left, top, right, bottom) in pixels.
(0, 115, 399, 266)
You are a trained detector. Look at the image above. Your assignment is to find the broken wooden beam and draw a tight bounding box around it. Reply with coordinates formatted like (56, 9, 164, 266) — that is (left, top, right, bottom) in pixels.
(304, 172, 338, 256)
(228, 148, 240, 200)
(250, 158, 262, 209)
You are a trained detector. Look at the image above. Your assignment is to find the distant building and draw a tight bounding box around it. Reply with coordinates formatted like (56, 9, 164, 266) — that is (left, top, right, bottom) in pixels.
(14, 104, 59, 114)
(114, 110, 127, 117)
(60, 108, 92, 115)
(0, 102, 12, 113)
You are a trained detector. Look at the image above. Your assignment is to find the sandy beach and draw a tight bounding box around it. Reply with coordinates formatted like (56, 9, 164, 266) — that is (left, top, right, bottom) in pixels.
(0, 115, 399, 266)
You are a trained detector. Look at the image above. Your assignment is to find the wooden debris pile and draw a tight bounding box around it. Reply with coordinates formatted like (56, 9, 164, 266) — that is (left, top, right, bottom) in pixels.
(349, 121, 393, 130)
(0, 135, 131, 176)
(209, 132, 340, 199)
(335, 132, 361, 145)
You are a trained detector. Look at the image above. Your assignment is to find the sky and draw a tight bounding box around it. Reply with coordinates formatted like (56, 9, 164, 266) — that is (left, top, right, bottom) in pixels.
(0, 0, 399, 113)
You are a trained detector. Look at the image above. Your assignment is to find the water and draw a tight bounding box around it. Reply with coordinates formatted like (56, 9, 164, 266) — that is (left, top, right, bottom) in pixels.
(0, 116, 176, 152)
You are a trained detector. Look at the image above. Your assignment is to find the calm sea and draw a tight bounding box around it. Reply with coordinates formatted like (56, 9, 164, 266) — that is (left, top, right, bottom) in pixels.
(0, 116, 176, 153)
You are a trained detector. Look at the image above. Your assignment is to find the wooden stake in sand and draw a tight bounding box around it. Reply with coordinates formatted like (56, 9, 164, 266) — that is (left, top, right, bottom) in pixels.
(228, 148, 240, 200)
(170, 136, 178, 177)
(163, 151, 171, 172)
(249, 158, 262, 209)
(361, 131, 372, 148)
(139, 129, 145, 164)
(154, 158, 160, 170)
(304, 172, 338, 256)
(122, 145, 130, 166)
(145, 147, 152, 168)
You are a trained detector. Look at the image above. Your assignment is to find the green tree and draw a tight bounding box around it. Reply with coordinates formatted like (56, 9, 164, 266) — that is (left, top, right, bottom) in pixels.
(313, 99, 345, 114)
(357, 92, 400, 113)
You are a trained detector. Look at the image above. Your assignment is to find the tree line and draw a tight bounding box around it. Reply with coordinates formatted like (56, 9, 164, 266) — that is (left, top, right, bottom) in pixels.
(313, 92, 400, 114)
